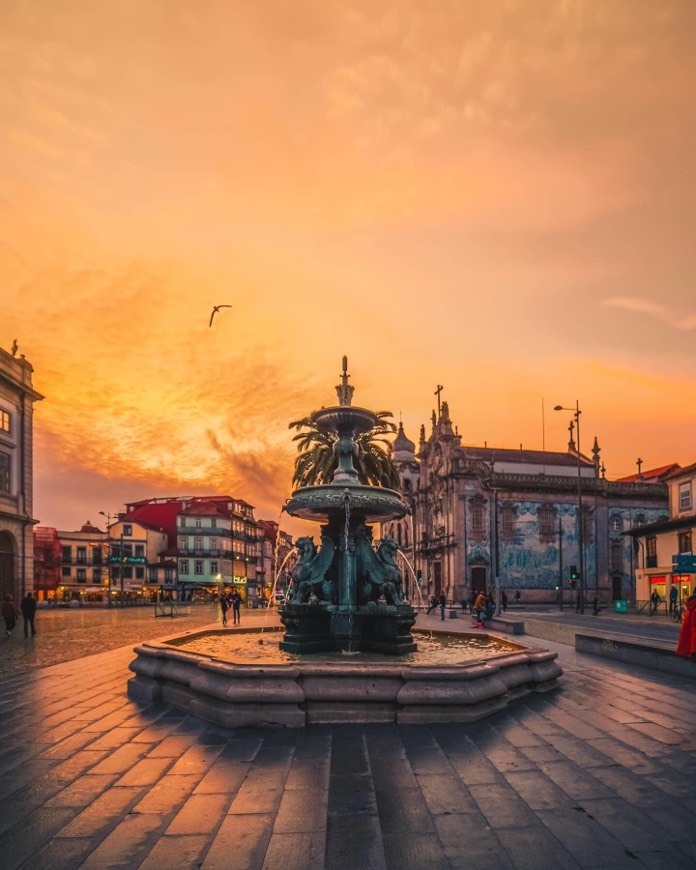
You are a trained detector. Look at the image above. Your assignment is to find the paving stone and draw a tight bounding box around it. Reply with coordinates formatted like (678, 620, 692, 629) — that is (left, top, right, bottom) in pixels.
(325, 813, 387, 870)
(374, 785, 437, 835)
(327, 773, 378, 817)
(434, 813, 516, 870)
(138, 833, 210, 870)
(273, 788, 328, 834)
(132, 774, 200, 814)
(44, 773, 118, 808)
(193, 759, 252, 795)
(165, 792, 232, 835)
(382, 832, 451, 870)
(261, 831, 327, 870)
(535, 807, 643, 867)
(536, 760, 615, 800)
(0, 806, 77, 868)
(17, 835, 101, 870)
(503, 769, 575, 811)
(115, 755, 176, 787)
(496, 825, 581, 869)
(284, 757, 331, 792)
(468, 782, 540, 828)
(55, 785, 146, 837)
(77, 810, 169, 870)
(202, 813, 274, 870)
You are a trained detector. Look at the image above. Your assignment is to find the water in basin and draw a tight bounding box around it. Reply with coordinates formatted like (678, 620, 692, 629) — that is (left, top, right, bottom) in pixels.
(166, 628, 522, 666)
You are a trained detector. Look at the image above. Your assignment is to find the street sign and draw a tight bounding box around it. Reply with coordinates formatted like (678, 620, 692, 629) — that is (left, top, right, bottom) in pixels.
(672, 554, 696, 570)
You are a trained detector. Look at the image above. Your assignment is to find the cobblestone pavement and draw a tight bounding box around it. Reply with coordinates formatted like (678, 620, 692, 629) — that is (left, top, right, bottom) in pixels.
(0, 616, 695, 868)
(0, 605, 264, 677)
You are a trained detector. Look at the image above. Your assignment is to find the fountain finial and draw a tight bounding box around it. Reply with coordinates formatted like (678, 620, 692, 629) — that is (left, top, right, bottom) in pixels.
(336, 355, 354, 406)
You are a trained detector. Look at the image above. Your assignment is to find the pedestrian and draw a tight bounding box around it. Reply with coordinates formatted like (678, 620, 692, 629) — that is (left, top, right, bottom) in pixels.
(20, 592, 37, 638)
(486, 591, 496, 620)
(473, 591, 487, 628)
(438, 592, 447, 621)
(676, 590, 696, 660)
(501, 590, 508, 612)
(592, 595, 600, 616)
(1, 594, 17, 638)
(231, 590, 242, 625)
(468, 590, 476, 613)
(650, 590, 661, 614)
(514, 590, 521, 603)
(426, 595, 437, 615)
(219, 593, 229, 626)
(669, 584, 678, 615)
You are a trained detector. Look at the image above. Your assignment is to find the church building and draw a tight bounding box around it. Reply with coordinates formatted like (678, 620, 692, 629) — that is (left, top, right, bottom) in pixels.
(385, 401, 670, 607)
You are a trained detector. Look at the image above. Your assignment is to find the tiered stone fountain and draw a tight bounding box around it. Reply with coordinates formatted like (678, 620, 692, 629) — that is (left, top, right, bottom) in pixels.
(127, 359, 562, 726)
(279, 357, 416, 654)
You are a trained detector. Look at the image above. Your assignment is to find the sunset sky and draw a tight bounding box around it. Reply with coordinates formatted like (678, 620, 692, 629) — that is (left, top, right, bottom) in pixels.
(2, 0, 695, 535)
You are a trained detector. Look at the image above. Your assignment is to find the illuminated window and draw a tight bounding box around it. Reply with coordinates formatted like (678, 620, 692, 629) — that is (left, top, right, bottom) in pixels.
(0, 410, 10, 433)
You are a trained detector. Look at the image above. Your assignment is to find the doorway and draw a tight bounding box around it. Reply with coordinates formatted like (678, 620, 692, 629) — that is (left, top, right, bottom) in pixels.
(0, 531, 16, 599)
(471, 566, 487, 595)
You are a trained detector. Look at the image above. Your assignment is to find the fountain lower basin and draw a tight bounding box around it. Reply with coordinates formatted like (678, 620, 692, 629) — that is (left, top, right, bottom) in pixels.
(127, 627, 562, 727)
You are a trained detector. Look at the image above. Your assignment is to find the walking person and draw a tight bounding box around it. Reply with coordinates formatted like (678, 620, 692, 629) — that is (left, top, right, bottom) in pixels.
(650, 590, 661, 614)
(20, 592, 37, 638)
(438, 592, 447, 621)
(501, 590, 508, 612)
(231, 590, 242, 625)
(426, 595, 437, 615)
(1, 594, 17, 638)
(219, 593, 229, 626)
(669, 584, 678, 616)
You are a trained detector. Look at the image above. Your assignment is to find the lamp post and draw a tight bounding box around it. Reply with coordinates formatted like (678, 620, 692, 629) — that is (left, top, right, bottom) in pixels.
(99, 511, 113, 607)
(554, 402, 585, 614)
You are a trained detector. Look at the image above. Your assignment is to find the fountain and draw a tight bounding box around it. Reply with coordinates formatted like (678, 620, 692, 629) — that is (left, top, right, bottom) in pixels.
(127, 358, 562, 726)
(278, 356, 416, 655)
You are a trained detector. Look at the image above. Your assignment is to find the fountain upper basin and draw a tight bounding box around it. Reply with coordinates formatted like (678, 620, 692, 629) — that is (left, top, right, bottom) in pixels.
(284, 483, 409, 523)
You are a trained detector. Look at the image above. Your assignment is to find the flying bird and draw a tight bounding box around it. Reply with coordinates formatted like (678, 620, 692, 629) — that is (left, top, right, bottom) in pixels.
(209, 304, 233, 327)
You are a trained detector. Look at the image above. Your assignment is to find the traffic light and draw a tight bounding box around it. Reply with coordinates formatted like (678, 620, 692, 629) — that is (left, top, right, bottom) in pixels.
(416, 569, 423, 584)
(569, 565, 579, 588)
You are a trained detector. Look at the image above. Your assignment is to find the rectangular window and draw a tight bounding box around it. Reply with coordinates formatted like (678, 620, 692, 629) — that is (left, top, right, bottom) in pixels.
(194, 537, 203, 551)
(165, 568, 174, 582)
(135, 567, 145, 580)
(149, 568, 158, 582)
(194, 560, 204, 575)
(92, 547, 102, 565)
(0, 452, 10, 493)
(195, 519, 201, 529)
(93, 568, 101, 582)
(471, 505, 484, 534)
(210, 561, 218, 575)
(122, 524, 132, 536)
(0, 410, 10, 433)
(646, 536, 657, 569)
(178, 537, 187, 550)
(179, 560, 189, 574)
(211, 518, 217, 528)
(77, 546, 87, 564)
(121, 567, 132, 580)
(61, 546, 72, 564)
(679, 482, 692, 512)
(135, 545, 145, 558)
(62, 566, 71, 577)
(678, 530, 692, 555)
(76, 568, 86, 582)
(210, 537, 218, 553)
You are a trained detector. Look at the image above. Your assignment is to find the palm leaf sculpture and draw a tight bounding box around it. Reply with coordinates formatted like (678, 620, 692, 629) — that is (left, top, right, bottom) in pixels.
(289, 410, 400, 489)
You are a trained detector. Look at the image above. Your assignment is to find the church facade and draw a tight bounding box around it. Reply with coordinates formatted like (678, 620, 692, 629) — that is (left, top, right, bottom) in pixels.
(385, 402, 669, 607)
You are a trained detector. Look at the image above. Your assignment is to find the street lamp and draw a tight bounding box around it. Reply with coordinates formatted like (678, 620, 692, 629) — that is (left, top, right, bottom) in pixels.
(554, 402, 585, 614)
(99, 511, 114, 607)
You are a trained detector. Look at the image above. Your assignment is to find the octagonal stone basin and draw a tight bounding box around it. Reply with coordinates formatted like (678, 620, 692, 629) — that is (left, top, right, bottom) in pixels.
(128, 627, 562, 727)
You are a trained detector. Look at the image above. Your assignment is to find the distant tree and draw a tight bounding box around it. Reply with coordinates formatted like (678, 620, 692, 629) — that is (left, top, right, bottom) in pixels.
(289, 411, 400, 489)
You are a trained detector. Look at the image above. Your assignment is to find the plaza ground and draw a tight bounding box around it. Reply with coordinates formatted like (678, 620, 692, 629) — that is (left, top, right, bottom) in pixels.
(0, 607, 694, 869)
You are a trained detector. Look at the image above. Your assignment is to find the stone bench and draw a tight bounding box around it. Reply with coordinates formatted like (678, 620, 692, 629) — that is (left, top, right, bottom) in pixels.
(575, 632, 696, 681)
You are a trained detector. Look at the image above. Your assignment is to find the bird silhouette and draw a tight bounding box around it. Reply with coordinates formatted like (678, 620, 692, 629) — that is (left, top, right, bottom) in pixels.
(209, 304, 233, 327)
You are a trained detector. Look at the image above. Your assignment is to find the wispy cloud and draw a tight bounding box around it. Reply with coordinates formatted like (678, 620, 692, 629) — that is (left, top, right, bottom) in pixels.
(603, 297, 696, 331)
